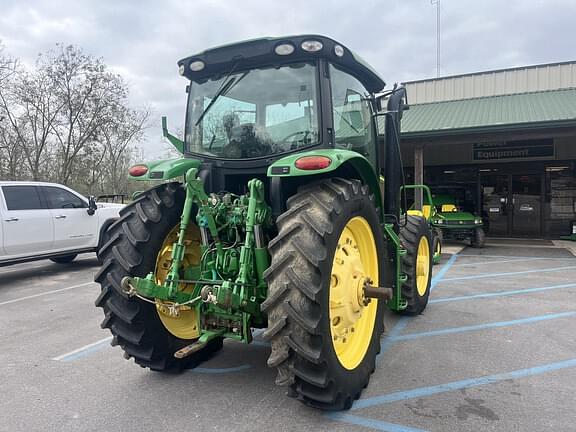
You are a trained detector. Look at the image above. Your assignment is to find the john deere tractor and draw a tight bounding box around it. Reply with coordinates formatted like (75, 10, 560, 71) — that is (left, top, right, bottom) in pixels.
(95, 35, 432, 410)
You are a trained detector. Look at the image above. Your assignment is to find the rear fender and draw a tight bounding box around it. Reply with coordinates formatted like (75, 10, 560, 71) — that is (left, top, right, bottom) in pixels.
(267, 149, 383, 217)
(128, 158, 202, 181)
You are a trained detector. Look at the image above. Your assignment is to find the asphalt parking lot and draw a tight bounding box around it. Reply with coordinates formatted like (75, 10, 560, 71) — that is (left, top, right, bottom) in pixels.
(1, 242, 575, 432)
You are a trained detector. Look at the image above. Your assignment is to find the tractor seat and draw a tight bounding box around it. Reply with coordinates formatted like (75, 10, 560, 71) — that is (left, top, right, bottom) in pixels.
(407, 204, 432, 220)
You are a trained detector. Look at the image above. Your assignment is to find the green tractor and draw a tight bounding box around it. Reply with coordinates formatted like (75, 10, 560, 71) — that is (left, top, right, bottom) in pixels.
(430, 194, 486, 248)
(95, 35, 433, 410)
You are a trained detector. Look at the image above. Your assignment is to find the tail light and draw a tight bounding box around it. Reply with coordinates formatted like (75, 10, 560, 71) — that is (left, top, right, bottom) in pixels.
(129, 165, 148, 177)
(295, 156, 332, 170)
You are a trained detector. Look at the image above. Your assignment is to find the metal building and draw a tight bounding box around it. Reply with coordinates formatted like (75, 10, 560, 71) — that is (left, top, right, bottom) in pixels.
(400, 61, 576, 239)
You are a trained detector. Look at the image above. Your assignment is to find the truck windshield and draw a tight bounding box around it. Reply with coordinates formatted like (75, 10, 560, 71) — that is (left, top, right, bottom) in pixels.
(185, 62, 319, 159)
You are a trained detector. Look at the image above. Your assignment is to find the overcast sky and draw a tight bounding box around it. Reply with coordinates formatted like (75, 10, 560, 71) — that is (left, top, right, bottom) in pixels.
(1, 0, 574, 157)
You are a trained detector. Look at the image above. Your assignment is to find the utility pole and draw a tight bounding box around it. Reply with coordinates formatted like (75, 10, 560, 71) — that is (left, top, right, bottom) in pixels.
(431, 0, 441, 77)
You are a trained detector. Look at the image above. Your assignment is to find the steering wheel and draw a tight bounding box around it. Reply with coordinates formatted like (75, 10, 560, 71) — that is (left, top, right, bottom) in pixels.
(278, 130, 309, 144)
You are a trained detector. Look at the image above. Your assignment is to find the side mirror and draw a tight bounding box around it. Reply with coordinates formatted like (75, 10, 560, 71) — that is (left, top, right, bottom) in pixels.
(87, 196, 97, 215)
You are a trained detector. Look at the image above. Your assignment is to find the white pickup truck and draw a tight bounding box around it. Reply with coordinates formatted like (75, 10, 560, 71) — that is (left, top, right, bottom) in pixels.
(0, 181, 123, 266)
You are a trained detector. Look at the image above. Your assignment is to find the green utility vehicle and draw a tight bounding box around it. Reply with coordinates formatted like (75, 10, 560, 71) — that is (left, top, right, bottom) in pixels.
(431, 194, 485, 247)
(95, 35, 433, 410)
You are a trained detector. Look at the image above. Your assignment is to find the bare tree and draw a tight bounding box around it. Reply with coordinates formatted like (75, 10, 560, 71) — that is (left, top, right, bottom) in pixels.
(0, 41, 17, 85)
(0, 45, 60, 180)
(99, 106, 149, 194)
(46, 45, 126, 184)
(0, 42, 148, 194)
(0, 124, 25, 180)
(15, 67, 63, 179)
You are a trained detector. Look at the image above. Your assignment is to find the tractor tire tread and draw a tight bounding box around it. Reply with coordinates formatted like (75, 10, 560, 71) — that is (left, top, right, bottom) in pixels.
(397, 215, 432, 315)
(264, 178, 385, 410)
(95, 182, 222, 371)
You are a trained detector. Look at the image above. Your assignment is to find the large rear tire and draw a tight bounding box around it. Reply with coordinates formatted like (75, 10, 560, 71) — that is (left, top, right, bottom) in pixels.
(396, 215, 432, 315)
(263, 178, 385, 411)
(94, 183, 222, 371)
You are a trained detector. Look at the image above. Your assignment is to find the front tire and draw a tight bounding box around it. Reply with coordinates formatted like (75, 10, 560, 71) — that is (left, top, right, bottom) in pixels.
(94, 183, 222, 371)
(263, 178, 385, 410)
(471, 227, 486, 248)
(396, 215, 432, 315)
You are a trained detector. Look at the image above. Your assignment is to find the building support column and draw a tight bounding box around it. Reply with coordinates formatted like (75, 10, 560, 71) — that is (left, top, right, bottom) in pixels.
(414, 143, 424, 210)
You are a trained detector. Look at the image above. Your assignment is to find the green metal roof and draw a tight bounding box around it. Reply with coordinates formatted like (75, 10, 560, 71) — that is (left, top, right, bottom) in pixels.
(396, 88, 576, 137)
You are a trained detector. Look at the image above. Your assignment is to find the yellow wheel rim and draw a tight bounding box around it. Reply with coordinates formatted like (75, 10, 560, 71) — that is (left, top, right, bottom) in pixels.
(329, 216, 378, 370)
(416, 236, 430, 297)
(154, 224, 202, 340)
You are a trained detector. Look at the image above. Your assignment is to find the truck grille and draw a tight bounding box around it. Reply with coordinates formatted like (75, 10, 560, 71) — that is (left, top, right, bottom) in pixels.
(445, 220, 467, 225)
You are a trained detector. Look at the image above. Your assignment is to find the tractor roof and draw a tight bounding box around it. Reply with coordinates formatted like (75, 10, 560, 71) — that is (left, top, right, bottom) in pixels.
(178, 35, 386, 93)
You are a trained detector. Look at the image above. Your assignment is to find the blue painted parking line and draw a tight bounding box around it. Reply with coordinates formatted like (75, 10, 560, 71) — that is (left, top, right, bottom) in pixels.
(379, 254, 459, 359)
(391, 311, 576, 342)
(430, 254, 458, 292)
(458, 254, 576, 260)
(378, 317, 409, 361)
(327, 413, 429, 432)
(409, 254, 459, 311)
(352, 358, 576, 411)
(53, 336, 113, 362)
(430, 282, 576, 304)
(441, 265, 576, 282)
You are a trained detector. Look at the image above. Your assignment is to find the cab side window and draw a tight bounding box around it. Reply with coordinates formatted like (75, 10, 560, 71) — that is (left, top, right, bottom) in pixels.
(329, 64, 376, 165)
(43, 187, 86, 209)
(2, 186, 44, 210)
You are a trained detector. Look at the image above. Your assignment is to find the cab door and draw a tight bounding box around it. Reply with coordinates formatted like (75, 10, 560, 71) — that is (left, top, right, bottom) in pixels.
(41, 186, 98, 250)
(1, 185, 54, 256)
(329, 63, 377, 167)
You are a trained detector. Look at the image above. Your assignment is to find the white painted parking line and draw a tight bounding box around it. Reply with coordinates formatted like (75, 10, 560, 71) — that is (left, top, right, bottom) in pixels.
(53, 336, 113, 361)
(0, 281, 94, 306)
(0, 263, 51, 275)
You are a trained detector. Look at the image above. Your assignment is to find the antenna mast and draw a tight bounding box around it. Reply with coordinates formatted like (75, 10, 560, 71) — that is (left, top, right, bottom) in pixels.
(431, 0, 441, 77)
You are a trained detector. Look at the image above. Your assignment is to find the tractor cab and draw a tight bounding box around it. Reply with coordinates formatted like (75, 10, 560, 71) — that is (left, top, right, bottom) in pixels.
(178, 35, 385, 170)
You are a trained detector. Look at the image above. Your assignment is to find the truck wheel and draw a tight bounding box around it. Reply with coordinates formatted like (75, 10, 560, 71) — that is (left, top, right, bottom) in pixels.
(396, 215, 432, 315)
(263, 178, 385, 410)
(94, 183, 222, 371)
(471, 228, 485, 248)
(50, 254, 78, 264)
